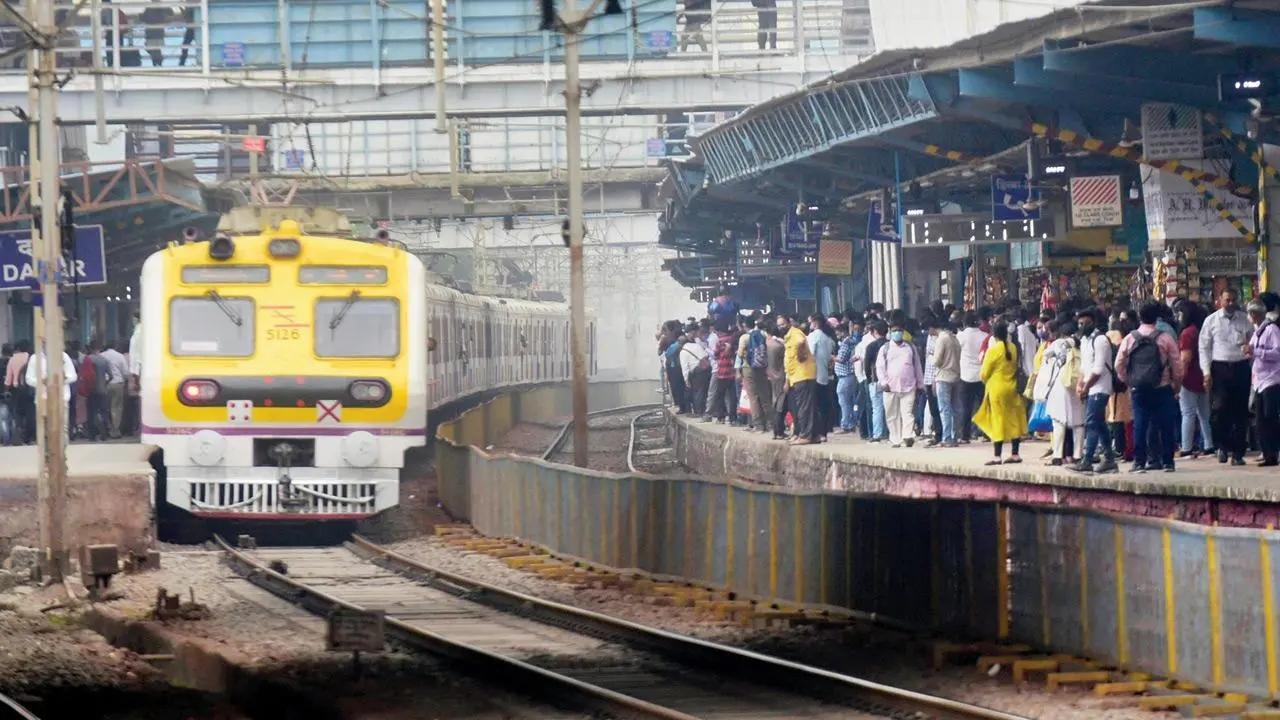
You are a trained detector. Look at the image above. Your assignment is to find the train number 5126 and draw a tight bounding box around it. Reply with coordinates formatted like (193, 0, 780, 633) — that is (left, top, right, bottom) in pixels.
(266, 328, 302, 341)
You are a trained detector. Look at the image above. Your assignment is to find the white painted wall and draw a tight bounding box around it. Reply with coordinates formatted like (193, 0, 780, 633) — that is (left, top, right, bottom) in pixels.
(868, 0, 1078, 51)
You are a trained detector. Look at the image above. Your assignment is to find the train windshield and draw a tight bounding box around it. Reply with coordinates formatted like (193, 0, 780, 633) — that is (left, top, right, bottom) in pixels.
(170, 296, 256, 356)
(314, 297, 399, 358)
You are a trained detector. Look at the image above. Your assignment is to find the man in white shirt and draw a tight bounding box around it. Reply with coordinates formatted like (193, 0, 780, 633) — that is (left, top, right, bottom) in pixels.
(1072, 309, 1118, 473)
(127, 313, 142, 391)
(1198, 288, 1255, 464)
(1016, 309, 1041, 380)
(955, 311, 989, 443)
(851, 326, 875, 439)
(679, 327, 711, 419)
(24, 349, 78, 444)
(100, 341, 129, 438)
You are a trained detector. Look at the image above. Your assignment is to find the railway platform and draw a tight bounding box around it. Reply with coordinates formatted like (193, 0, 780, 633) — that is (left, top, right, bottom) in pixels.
(673, 414, 1280, 528)
(0, 443, 154, 559)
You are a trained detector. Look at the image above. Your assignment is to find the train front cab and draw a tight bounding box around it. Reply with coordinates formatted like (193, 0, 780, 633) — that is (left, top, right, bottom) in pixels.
(140, 227, 427, 521)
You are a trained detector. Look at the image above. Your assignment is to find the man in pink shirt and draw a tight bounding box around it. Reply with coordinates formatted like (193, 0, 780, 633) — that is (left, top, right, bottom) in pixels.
(1115, 302, 1183, 473)
(876, 320, 924, 447)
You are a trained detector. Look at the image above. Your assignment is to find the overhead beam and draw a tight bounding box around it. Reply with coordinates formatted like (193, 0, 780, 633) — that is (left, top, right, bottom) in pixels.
(1194, 7, 1280, 49)
(1014, 55, 1216, 108)
(959, 66, 1141, 115)
(1041, 38, 1242, 87)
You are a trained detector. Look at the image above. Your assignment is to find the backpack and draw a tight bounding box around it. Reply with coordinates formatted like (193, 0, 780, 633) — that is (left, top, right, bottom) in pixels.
(1124, 332, 1164, 390)
(748, 330, 767, 369)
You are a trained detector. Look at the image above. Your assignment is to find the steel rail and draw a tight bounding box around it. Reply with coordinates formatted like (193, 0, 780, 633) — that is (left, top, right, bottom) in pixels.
(626, 408, 666, 473)
(540, 402, 664, 460)
(351, 535, 1031, 720)
(0, 691, 41, 720)
(213, 534, 696, 720)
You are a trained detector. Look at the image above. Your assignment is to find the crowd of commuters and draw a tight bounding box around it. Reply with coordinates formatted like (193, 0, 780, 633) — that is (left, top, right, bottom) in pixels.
(658, 286, 1280, 473)
(0, 316, 142, 445)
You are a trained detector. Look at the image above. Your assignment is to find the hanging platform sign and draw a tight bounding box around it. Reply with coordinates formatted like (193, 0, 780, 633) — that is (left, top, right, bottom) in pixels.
(0, 226, 107, 292)
(1141, 103, 1204, 161)
(787, 274, 816, 300)
(816, 239, 852, 275)
(866, 200, 899, 242)
(991, 175, 1041, 221)
(781, 208, 821, 254)
(1069, 175, 1123, 228)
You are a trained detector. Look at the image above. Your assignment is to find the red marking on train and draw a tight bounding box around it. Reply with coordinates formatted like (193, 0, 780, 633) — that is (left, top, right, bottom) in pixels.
(263, 398, 274, 407)
(263, 377, 274, 384)
(317, 400, 342, 423)
(295, 377, 306, 385)
(296, 399, 305, 407)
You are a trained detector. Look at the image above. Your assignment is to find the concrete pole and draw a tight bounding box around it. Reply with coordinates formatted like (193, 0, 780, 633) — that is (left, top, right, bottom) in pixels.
(563, 0, 589, 468)
(90, 0, 106, 143)
(34, 0, 67, 581)
(25, 18, 48, 573)
(431, 0, 446, 134)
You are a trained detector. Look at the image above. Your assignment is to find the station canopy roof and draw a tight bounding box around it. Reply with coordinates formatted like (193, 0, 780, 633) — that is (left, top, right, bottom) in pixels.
(660, 0, 1280, 263)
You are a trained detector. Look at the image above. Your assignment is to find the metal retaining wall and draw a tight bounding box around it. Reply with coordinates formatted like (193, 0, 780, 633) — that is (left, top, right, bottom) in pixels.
(436, 380, 661, 520)
(439, 386, 1280, 699)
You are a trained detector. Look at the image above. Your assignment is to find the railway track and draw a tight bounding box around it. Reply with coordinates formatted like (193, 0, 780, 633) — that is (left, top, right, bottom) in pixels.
(218, 534, 1029, 720)
(627, 408, 678, 473)
(0, 691, 40, 720)
(542, 403, 666, 470)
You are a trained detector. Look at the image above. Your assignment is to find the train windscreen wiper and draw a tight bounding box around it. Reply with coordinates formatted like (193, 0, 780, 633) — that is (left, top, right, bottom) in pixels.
(329, 290, 361, 330)
(205, 289, 243, 327)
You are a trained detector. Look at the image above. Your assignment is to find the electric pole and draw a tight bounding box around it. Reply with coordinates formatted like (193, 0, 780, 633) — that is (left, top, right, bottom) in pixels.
(20, 0, 68, 581)
(562, 0, 590, 468)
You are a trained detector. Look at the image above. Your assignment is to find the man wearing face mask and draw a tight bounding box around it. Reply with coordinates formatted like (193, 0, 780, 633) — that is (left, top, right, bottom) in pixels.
(1199, 288, 1255, 465)
(876, 321, 923, 448)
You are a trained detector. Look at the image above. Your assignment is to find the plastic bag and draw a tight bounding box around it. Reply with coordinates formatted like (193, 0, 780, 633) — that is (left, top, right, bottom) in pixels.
(1028, 400, 1053, 434)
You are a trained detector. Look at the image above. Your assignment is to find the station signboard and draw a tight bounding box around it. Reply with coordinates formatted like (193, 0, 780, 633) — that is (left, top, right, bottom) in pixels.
(0, 225, 107, 292)
(1141, 103, 1204, 161)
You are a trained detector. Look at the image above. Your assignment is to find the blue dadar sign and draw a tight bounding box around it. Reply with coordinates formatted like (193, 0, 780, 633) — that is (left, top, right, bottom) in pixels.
(0, 225, 107, 291)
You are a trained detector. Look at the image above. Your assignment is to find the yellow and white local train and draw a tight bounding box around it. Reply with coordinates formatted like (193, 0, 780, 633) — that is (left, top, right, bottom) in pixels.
(141, 207, 592, 520)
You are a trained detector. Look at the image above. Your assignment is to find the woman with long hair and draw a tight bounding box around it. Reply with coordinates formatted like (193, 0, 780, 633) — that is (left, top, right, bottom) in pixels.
(973, 321, 1028, 464)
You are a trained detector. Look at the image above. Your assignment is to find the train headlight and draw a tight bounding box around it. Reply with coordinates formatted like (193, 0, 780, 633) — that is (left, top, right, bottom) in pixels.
(268, 238, 301, 258)
(348, 379, 389, 406)
(179, 379, 221, 405)
(342, 431, 379, 467)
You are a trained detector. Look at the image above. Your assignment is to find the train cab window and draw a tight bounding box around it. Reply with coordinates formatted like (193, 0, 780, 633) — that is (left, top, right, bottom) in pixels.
(314, 297, 399, 358)
(170, 295, 255, 356)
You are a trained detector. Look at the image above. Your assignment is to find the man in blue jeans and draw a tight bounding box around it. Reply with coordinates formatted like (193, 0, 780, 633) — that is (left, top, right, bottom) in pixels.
(861, 321, 889, 441)
(833, 320, 860, 433)
(1071, 309, 1119, 473)
(1115, 302, 1184, 473)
